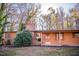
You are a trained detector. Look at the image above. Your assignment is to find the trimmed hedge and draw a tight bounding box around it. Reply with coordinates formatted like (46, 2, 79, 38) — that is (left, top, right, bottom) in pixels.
(14, 30, 32, 47)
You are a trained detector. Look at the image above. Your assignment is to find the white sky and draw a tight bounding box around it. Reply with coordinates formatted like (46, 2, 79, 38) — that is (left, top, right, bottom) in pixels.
(36, 3, 76, 30)
(40, 3, 76, 15)
(40, 3, 58, 15)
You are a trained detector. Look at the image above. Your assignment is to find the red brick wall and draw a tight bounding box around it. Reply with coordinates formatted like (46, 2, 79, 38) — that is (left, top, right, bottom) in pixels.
(31, 32, 79, 46)
(61, 33, 79, 46)
(3, 31, 79, 46)
(3, 32, 16, 45)
(10, 32, 16, 45)
(36, 32, 79, 46)
(41, 33, 58, 46)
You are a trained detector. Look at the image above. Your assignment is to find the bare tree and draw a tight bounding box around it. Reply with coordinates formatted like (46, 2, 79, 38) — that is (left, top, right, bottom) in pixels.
(69, 5, 79, 29)
(58, 7, 65, 30)
(5, 3, 41, 31)
(24, 4, 41, 30)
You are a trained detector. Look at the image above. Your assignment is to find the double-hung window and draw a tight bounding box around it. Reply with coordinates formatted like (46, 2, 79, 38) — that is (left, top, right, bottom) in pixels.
(56, 32, 64, 40)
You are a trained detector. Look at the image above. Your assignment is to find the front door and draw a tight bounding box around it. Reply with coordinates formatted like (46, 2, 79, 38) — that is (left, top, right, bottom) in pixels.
(32, 32, 41, 46)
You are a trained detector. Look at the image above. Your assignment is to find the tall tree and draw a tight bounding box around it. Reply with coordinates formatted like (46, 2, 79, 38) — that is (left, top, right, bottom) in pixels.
(42, 13, 54, 30)
(25, 4, 41, 30)
(5, 4, 19, 31)
(49, 7, 57, 30)
(75, 3, 79, 29)
(69, 6, 79, 29)
(0, 3, 7, 42)
(6, 3, 41, 31)
(59, 7, 65, 30)
(41, 7, 56, 30)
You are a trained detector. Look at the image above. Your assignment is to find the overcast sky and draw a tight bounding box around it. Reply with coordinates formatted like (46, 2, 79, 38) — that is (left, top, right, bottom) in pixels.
(40, 3, 76, 15)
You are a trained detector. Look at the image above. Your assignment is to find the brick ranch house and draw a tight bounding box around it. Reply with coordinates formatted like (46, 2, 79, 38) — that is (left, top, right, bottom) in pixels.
(2, 30, 79, 46)
(2, 20, 79, 46)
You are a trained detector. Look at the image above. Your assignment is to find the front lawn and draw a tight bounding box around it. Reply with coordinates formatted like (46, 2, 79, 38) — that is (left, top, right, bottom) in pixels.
(0, 50, 16, 56)
(0, 47, 79, 56)
(45, 47, 79, 56)
(0, 47, 16, 56)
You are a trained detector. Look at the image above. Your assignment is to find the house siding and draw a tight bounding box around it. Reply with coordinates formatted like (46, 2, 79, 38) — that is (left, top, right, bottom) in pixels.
(3, 32, 16, 45)
(2, 30, 79, 46)
(33, 31, 79, 46)
(62, 33, 79, 46)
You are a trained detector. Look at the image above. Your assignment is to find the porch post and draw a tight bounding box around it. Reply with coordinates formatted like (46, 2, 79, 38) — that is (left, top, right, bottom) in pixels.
(58, 32, 62, 46)
(40, 32, 42, 46)
(2, 38, 6, 47)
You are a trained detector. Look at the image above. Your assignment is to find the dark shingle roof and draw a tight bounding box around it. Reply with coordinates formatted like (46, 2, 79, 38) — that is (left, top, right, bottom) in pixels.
(4, 30, 79, 33)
